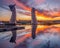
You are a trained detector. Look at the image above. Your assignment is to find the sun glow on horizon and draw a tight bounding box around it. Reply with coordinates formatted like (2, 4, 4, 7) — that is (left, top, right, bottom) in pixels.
(0, 7, 60, 21)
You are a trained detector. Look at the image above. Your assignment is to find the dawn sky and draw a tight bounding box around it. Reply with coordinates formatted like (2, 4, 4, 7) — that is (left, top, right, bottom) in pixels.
(0, 0, 60, 21)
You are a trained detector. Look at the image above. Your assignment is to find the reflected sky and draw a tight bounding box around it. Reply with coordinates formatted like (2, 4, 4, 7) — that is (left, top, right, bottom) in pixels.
(0, 25, 60, 48)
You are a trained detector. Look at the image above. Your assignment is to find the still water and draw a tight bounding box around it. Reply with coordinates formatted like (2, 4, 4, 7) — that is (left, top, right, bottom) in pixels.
(0, 24, 60, 48)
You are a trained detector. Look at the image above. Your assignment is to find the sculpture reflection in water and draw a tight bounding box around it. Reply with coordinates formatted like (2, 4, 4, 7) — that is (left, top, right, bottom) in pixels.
(9, 4, 16, 43)
(31, 8, 37, 39)
(8, 5, 37, 43)
(9, 5, 37, 43)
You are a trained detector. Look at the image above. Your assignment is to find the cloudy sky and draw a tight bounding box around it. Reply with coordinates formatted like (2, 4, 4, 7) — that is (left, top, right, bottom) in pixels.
(0, 0, 60, 21)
